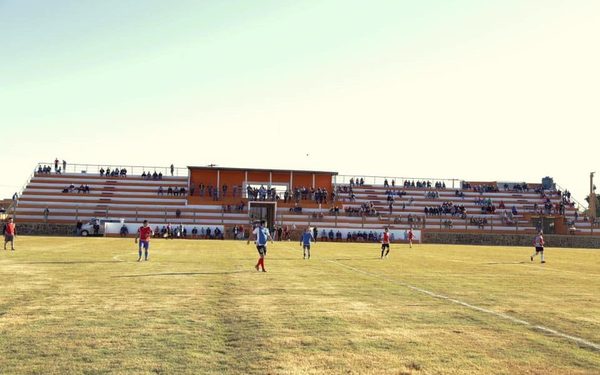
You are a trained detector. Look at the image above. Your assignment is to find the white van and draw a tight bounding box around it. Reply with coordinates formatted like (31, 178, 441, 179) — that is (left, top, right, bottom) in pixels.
(80, 218, 124, 236)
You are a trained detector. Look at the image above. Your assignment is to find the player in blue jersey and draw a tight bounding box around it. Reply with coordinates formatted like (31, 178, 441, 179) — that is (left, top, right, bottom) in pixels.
(300, 227, 315, 259)
(247, 220, 273, 272)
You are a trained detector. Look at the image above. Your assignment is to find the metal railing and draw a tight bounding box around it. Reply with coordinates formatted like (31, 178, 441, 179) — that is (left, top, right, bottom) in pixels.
(34, 162, 188, 178)
(334, 174, 462, 189)
(555, 183, 586, 212)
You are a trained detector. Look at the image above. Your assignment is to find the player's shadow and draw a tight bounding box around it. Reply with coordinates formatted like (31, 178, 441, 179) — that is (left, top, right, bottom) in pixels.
(484, 262, 528, 265)
(22, 261, 122, 265)
(112, 270, 250, 278)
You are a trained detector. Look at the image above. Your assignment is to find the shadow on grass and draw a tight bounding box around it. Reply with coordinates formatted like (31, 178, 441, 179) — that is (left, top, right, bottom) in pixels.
(112, 270, 251, 278)
(484, 261, 528, 265)
(20, 261, 123, 265)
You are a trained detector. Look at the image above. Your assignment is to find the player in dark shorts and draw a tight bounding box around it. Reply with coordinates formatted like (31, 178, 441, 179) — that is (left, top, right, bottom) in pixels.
(530, 231, 545, 263)
(247, 220, 273, 272)
(3, 217, 16, 251)
(380, 227, 390, 258)
(300, 227, 315, 259)
(135, 220, 153, 261)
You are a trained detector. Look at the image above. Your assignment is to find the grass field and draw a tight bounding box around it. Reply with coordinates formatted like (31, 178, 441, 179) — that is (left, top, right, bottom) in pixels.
(0, 237, 599, 374)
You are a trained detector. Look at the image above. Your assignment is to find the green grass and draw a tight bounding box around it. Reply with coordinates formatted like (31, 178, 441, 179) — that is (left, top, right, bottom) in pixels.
(0, 237, 599, 374)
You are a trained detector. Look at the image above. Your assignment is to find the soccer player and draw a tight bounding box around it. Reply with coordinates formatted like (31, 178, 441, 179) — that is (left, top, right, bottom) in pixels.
(300, 227, 315, 259)
(135, 220, 153, 261)
(407, 228, 414, 248)
(381, 227, 391, 258)
(530, 231, 545, 263)
(3, 217, 16, 251)
(247, 220, 273, 272)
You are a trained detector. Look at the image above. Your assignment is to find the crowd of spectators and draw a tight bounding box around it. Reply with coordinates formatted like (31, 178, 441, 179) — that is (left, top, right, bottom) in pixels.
(142, 171, 163, 180)
(425, 191, 439, 199)
(319, 229, 391, 243)
(336, 185, 356, 202)
(344, 202, 378, 217)
(222, 201, 245, 212)
(404, 180, 446, 189)
(152, 224, 224, 239)
(100, 167, 127, 177)
(37, 165, 56, 174)
(62, 184, 90, 193)
(424, 202, 466, 217)
(247, 185, 277, 201)
(349, 178, 365, 186)
(470, 217, 488, 228)
(158, 186, 187, 196)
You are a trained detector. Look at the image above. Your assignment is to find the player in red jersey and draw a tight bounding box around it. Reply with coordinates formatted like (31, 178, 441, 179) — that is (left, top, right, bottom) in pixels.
(135, 220, 153, 261)
(3, 217, 16, 251)
(380, 227, 391, 258)
(407, 228, 414, 248)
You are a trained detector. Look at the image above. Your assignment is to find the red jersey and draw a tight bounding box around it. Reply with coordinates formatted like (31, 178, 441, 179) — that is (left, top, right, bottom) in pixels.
(138, 226, 152, 241)
(408, 230, 414, 240)
(382, 232, 390, 244)
(4, 223, 15, 235)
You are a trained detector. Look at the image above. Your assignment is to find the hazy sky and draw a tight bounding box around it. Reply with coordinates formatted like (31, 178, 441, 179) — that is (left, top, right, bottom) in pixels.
(1, 0, 598, 205)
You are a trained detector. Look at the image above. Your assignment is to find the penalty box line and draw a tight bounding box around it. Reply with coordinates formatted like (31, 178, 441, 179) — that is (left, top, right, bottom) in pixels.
(328, 260, 600, 352)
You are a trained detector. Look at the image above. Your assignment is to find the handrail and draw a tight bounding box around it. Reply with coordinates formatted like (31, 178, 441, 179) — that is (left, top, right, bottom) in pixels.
(555, 183, 586, 212)
(34, 162, 189, 177)
(334, 174, 462, 189)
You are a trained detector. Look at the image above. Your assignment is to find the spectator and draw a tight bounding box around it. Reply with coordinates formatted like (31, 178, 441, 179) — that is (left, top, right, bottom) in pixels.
(54, 158, 59, 172)
(43, 207, 50, 221)
(170, 164, 175, 176)
(62, 160, 67, 172)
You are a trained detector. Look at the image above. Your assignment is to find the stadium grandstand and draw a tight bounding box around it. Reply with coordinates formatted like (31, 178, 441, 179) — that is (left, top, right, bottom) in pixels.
(8, 162, 598, 239)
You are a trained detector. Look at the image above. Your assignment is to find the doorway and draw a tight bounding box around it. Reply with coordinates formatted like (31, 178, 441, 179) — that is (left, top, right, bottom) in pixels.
(248, 202, 276, 230)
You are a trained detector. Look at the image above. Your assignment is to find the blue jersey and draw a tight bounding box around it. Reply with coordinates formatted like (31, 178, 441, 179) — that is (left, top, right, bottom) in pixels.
(254, 227, 270, 246)
(301, 232, 314, 246)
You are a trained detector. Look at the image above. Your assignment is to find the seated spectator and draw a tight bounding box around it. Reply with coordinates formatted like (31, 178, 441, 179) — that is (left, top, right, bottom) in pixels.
(99, 168, 105, 176)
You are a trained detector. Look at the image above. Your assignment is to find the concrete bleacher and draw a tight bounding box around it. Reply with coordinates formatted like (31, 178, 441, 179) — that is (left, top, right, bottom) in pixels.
(11, 164, 589, 238)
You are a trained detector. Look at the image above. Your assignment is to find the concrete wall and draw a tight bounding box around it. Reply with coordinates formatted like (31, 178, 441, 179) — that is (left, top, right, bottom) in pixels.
(424, 231, 600, 249)
(13, 223, 77, 236)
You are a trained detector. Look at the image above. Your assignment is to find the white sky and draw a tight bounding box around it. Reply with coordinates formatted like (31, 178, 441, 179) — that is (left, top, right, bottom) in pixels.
(0, 1, 598, 206)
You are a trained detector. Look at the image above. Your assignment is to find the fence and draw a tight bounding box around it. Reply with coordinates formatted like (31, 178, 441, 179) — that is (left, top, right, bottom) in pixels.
(34, 162, 188, 178)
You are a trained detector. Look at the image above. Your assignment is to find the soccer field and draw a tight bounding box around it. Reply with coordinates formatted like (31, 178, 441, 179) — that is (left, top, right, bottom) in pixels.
(0, 237, 599, 374)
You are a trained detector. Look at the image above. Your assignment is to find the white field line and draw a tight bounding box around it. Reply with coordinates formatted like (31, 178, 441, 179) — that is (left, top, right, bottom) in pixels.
(112, 252, 138, 262)
(328, 259, 600, 352)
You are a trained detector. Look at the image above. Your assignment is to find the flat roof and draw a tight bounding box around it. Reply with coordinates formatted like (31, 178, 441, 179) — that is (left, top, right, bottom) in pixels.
(187, 166, 338, 175)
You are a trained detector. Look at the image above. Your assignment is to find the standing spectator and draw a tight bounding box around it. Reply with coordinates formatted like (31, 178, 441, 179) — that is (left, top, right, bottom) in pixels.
(43, 207, 50, 221)
(170, 164, 175, 176)
(62, 160, 67, 173)
(313, 226, 318, 243)
(12, 192, 18, 204)
(3, 217, 16, 251)
(54, 158, 59, 172)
